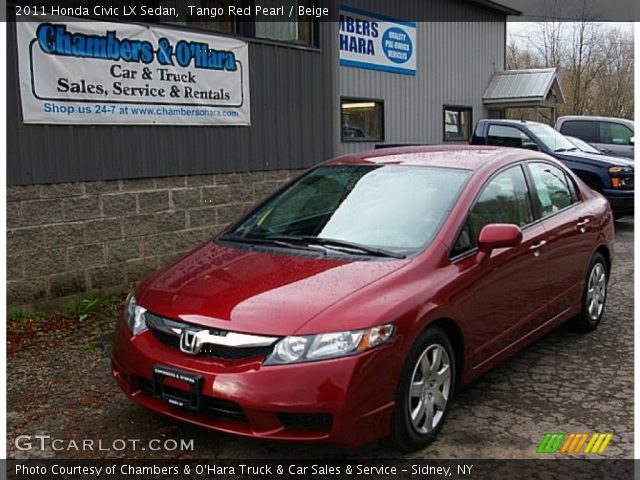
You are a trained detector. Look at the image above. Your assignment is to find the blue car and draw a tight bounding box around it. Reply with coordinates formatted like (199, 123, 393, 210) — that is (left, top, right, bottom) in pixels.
(471, 119, 634, 219)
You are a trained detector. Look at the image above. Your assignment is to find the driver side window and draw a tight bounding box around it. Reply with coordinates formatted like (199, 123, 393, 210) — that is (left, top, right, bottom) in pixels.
(487, 125, 537, 149)
(451, 165, 533, 257)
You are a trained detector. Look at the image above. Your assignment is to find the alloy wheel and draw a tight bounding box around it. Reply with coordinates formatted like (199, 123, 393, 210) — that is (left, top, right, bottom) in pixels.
(408, 344, 451, 434)
(587, 262, 607, 322)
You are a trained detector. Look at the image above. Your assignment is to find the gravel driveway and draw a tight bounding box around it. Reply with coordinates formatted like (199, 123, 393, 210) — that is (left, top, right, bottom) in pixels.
(7, 218, 633, 459)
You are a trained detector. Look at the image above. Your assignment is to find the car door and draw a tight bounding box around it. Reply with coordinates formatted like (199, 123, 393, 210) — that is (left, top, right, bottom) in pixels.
(596, 120, 634, 158)
(557, 119, 598, 146)
(450, 164, 549, 368)
(525, 161, 597, 321)
(486, 124, 539, 150)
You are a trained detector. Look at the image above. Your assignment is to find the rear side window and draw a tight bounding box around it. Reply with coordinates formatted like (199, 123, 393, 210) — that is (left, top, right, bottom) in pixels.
(559, 120, 597, 143)
(527, 162, 576, 217)
(564, 172, 579, 203)
(598, 121, 633, 145)
(451, 166, 533, 257)
(487, 125, 536, 149)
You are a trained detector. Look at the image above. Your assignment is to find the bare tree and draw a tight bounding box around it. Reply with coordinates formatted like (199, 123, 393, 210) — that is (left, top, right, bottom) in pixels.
(506, 3, 634, 121)
(531, 0, 566, 68)
(507, 40, 542, 70)
(590, 28, 634, 117)
(565, 2, 611, 115)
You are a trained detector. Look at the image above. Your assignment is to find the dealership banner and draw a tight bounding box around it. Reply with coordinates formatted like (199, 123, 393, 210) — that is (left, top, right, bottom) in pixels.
(16, 19, 250, 125)
(339, 5, 417, 75)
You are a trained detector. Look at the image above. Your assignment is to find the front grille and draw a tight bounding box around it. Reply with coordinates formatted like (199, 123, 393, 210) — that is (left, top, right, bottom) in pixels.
(138, 377, 248, 423)
(149, 327, 180, 348)
(199, 344, 274, 360)
(148, 328, 273, 360)
(145, 312, 276, 361)
(277, 413, 333, 430)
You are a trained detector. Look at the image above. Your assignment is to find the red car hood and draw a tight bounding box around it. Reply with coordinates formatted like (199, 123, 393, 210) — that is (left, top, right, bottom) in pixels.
(137, 242, 410, 336)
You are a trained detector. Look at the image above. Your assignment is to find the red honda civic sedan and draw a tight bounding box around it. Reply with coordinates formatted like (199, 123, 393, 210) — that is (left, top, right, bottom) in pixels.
(111, 146, 614, 451)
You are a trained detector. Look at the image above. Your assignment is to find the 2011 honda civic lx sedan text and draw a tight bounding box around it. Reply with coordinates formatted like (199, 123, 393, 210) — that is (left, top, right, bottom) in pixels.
(111, 146, 614, 451)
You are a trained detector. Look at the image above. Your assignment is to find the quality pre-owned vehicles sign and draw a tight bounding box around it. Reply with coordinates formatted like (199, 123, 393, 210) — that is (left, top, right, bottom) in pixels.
(16, 19, 250, 125)
(339, 5, 416, 75)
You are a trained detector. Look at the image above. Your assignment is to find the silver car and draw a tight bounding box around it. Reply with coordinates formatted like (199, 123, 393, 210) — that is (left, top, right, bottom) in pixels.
(555, 116, 634, 159)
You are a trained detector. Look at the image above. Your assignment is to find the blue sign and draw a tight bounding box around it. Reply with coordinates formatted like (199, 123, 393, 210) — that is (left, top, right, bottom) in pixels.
(339, 5, 417, 75)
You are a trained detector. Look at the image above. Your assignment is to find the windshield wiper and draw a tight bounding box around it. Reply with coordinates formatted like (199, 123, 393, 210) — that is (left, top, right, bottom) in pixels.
(266, 235, 407, 259)
(554, 147, 578, 152)
(218, 234, 325, 253)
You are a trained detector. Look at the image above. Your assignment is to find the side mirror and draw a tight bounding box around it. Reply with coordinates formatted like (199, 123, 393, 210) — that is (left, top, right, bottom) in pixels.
(630, 136, 634, 146)
(476, 223, 523, 262)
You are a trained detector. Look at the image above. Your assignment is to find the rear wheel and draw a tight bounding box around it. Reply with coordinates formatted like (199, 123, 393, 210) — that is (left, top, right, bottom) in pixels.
(572, 253, 608, 332)
(390, 327, 456, 451)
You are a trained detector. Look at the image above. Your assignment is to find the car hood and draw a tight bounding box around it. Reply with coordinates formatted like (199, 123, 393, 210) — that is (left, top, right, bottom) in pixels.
(137, 241, 410, 336)
(556, 150, 634, 168)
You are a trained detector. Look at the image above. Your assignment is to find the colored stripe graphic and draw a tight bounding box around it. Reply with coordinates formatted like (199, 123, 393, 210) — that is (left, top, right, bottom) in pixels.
(538, 433, 612, 454)
(537, 433, 566, 453)
(560, 433, 588, 453)
(584, 433, 613, 453)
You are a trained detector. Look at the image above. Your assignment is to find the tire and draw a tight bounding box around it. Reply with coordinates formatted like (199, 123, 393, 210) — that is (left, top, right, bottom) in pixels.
(613, 212, 624, 221)
(389, 326, 456, 451)
(572, 253, 609, 332)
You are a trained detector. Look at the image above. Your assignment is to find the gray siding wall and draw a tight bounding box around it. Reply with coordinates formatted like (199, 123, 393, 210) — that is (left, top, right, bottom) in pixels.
(7, 21, 336, 185)
(338, 0, 505, 154)
(7, 1, 507, 185)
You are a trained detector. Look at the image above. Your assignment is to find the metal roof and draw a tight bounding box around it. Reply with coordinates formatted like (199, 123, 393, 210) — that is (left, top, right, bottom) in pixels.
(483, 68, 565, 106)
(463, 0, 522, 16)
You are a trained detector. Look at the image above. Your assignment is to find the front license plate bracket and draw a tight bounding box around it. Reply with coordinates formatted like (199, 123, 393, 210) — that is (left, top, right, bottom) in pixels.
(152, 365, 203, 411)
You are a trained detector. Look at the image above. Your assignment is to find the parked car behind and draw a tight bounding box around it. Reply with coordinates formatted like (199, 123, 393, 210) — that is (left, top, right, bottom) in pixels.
(555, 116, 634, 159)
(471, 119, 634, 219)
(112, 146, 614, 451)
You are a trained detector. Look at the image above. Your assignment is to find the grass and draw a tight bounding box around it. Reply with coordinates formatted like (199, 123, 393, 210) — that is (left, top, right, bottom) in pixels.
(63, 295, 118, 322)
(7, 310, 46, 322)
(7, 290, 129, 355)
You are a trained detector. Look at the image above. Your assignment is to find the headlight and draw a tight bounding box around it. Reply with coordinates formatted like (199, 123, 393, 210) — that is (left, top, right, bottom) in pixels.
(608, 166, 633, 188)
(609, 166, 633, 174)
(124, 293, 147, 336)
(264, 324, 395, 365)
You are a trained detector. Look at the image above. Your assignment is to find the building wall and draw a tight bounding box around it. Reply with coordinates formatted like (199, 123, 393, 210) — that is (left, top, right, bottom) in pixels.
(7, 170, 303, 311)
(6, 16, 332, 310)
(6, 1, 507, 310)
(337, 0, 506, 154)
(6, 20, 336, 185)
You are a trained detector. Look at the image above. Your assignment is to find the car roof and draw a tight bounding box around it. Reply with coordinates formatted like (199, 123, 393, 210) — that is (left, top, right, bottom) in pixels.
(477, 119, 543, 127)
(557, 115, 634, 126)
(323, 145, 537, 172)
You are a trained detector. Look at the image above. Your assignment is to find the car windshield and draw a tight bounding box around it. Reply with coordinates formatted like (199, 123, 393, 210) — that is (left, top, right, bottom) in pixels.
(566, 136, 601, 154)
(527, 123, 577, 152)
(222, 164, 471, 255)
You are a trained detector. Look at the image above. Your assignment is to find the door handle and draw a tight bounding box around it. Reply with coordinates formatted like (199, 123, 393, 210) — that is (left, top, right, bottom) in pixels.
(577, 218, 590, 232)
(529, 240, 547, 256)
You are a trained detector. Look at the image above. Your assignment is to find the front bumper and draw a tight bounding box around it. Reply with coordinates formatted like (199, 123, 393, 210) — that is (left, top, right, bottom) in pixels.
(110, 319, 399, 448)
(603, 188, 634, 215)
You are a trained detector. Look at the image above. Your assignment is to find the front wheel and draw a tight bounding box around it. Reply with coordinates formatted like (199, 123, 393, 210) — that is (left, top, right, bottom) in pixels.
(572, 253, 609, 332)
(389, 327, 456, 451)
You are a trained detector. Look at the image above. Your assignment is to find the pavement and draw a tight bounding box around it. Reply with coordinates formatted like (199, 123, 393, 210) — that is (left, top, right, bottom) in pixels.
(7, 217, 634, 459)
